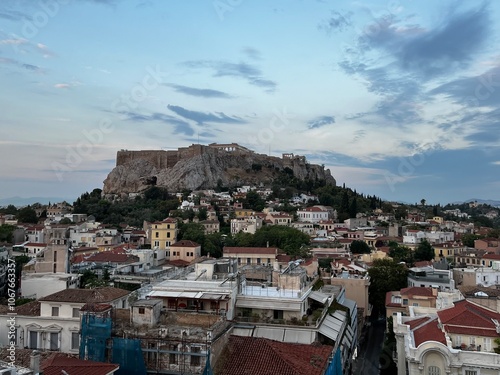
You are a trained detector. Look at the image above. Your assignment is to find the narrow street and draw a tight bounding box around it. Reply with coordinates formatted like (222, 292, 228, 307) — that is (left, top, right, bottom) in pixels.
(352, 315, 386, 375)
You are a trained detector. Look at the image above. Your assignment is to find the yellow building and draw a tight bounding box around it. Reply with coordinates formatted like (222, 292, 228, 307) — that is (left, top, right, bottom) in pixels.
(433, 242, 465, 261)
(235, 208, 255, 218)
(150, 218, 178, 249)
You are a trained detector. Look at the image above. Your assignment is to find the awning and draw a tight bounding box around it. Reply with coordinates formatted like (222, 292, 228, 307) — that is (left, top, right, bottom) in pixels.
(309, 291, 330, 304)
(201, 293, 226, 300)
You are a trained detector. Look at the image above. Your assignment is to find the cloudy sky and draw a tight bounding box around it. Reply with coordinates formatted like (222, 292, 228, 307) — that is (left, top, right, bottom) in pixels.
(1, 0, 499, 205)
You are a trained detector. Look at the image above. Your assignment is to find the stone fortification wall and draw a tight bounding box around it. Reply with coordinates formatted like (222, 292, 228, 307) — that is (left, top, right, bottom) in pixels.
(117, 144, 257, 169)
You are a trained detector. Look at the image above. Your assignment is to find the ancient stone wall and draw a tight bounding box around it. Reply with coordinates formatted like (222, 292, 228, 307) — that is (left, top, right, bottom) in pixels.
(116, 150, 169, 169)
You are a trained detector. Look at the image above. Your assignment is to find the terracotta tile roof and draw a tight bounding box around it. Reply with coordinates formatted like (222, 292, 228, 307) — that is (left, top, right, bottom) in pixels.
(437, 300, 500, 337)
(276, 254, 291, 262)
(400, 287, 435, 298)
(412, 318, 447, 347)
(385, 291, 401, 308)
(300, 206, 326, 212)
(407, 316, 431, 330)
(42, 354, 119, 375)
(39, 287, 129, 303)
(171, 240, 200, 247)
(482, 253, 500, 260)
(0, 348, 77, 369)
(223, 246, 280, 255)
(14, 301, 41, 316)
(84, 252, 138, 264)
(217, 336, 333, 375)
(25, 242, 48, 247)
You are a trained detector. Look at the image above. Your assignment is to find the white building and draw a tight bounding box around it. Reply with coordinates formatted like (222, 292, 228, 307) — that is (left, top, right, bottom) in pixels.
(21, 272, 81, 299)
(230, 216, 263, 235)
(0, 287, 130, 353)
(297, 206, 329, 223)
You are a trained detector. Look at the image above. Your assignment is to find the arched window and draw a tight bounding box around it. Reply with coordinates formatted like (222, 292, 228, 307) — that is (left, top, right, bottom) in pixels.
(428, 366, 440, 375)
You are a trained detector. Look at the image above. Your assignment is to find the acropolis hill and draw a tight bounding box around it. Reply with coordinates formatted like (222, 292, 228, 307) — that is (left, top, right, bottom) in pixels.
(102, 143, 336, 199)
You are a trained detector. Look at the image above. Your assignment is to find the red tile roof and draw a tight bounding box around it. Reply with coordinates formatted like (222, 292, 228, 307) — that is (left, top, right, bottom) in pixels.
(171, 240, 200, 247)
(437, 300, 500, 338)
(400, 287, 435, 298)
(25, 242, 48, 247)
(217, 336, 333, 375)
(14, 301, 41, 316)
(39, 287, 129, 303)
(42, 354, 119, 375)
(412, 318, 447, 347)
(223, 246, 279, 255)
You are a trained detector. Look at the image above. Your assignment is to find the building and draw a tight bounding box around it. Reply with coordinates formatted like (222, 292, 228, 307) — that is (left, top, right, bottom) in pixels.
(230, 216, 262, 235)
(21, 273, 81, 299)
(223, 246, 280, 267)
(385, 287, 437, 319)
(168, 240, 201, 265)
(394, 299, 500, 375)
(24, 244, 68, 274)
(0, 287, 130, 353)
(407, 265, 455, 291)
(331, 269, 371, 318)
(199, 219, 220, 234)
(149, 218, 178, 249)
(297, 206, 329, 223)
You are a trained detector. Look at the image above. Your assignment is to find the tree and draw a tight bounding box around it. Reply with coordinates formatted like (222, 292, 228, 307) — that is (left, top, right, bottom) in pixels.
(16, 206, 38, 223)
(414, 239, 435, 262)
(388, 243, 414, 265)
(460, 233, 481, 247)
(178, 222, 205, 245)
(420, 199, 426, 207)
(368, 259, 408, 312)
(198, 208, 208, 221)
(0, 225, 16, 243)
(243, 190, 265, 212)
(349, 197, 358, 218)
(59, 217, 73, 224)
(350, 240, 371, 254)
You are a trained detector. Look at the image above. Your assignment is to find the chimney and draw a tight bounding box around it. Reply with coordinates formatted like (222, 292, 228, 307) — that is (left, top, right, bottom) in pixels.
(30, 350, 40, 374)
(266, 241, 269, 248)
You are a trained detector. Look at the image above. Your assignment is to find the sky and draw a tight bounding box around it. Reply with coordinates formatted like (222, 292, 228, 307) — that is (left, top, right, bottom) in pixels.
(1, 0, 500, 205)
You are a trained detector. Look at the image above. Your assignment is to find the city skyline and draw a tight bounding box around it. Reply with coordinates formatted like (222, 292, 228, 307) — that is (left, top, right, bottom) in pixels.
(1, 0, 500, 205)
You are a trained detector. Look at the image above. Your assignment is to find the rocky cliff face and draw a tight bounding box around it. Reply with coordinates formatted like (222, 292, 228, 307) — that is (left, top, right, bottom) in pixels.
(103, 148, 335, 199)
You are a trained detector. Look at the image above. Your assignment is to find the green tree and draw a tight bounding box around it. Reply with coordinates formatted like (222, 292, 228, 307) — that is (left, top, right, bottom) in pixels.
(414, 239, 435, 262)
(59, 217, 73, 224)
(243, 190, 265, 212)
(349, 197, 358, 218)
(198, 208, 208, 221)
(350, 240, 371, 254)
(16, 206, 38, 223)
(0, 225, 16, 243)
(368, 259, 408, 312)
(178, 222, 205, 245)
(460, 233, 481, 247)
(388, 242, 414, 265)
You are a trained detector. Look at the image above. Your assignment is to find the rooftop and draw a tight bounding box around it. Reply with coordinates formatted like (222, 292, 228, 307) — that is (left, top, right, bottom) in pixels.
(39, 287, 130, 303)
(216, 336, 333, 375)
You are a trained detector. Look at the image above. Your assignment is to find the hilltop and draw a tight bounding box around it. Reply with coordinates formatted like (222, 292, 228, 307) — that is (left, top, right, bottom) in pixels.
(102, 143, 335, 199)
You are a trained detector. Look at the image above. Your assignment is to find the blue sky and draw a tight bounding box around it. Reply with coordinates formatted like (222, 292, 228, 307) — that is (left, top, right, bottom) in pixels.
(1, 0, 500, 205)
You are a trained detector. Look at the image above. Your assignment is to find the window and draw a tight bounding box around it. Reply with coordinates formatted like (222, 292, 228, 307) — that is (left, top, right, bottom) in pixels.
(155, 232, 159, 238)
(51, 306, 59, 317)
(50, 332, 59, 350)
(154, 241, 159, 247)
(169, 344, 177, 364)
(29, 331, 38, 349)
(71, 332, 79, 350)
(191, 346, 200, 366)
(167, 232, 171, 238)
(402, 299, 408, 306)
(465, 371, 477, 375)
(247, 258, 251, 264)
(138, 307, 145, 314)
(485, 337, 491, 351)
(72, 308, 80, 318)
(428, 366, 440, 375)
(256, 258, 261, 264)
(413, 303, 419, 307)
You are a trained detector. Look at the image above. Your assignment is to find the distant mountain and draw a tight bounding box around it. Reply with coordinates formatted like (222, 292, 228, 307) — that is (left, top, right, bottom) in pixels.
(450, 198, 500, 208)
(0, 196, 75, 207)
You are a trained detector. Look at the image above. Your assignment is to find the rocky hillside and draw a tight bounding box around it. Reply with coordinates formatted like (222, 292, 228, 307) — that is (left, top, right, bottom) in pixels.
(103, 147, 335, 199)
